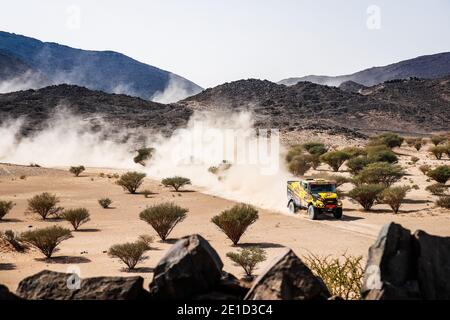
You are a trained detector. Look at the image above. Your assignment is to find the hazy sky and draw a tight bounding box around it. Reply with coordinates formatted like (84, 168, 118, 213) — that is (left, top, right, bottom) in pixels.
(1, 0, 450, 88)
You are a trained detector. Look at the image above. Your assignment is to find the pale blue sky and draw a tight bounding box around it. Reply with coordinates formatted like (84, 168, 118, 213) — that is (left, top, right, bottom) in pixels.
(1, 0, 449, 87)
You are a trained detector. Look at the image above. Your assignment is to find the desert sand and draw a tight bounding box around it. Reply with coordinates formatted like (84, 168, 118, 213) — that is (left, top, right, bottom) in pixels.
(1, 144, 449, 292)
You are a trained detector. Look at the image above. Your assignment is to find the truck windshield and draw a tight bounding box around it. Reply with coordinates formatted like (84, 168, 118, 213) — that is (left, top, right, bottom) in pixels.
(309, 184, 336, 193)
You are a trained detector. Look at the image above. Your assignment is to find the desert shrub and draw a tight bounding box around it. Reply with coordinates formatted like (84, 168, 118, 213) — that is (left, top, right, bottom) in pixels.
(161, 176, 191, 192)
(21, 226, 72, 258)
(108, 238, 151, 270)
(348, 184, 385, 211)
(436, 195, 450, 209)
(380, 186, 410, 214)
(414, 140, 423, 151)
(425, 183, 447, 196)
(410, 156, 419, 164)
(431, 135, 447, 146)
(429, 145, 447, 160)
(367, 149, 398, 164)
(419, 164, 431, 175)
(285, 145, 304, 163)
(411, 184, 420, 190)
(208, 161, 232, 175)
(341, 147, 367, 158)
(304, 253, 364, 300)
(312, 173, 351, 187)
(427, 165, 450, 184)
(0, 230, 28, 252)
(61, 208, 90, 231)
(139, 202, 188, 241)
(116, 171, 146, 194)
(69, 166, 85, 177)
(346, 156, 372, 175)
(320, 151, 351, 172)
(211, 204, 258, 245)
(141, 189, 152, 198)
(20, 175, 26, 180)
(303, 142, 327, 156)
(0, 200, 14, 220)
(288, 154, 313, 176)
(369, 133, 404, 149)
(98, 198, 112, 208)
(27, 193, 63, 219)
(226, 247, 267, 278)
(355, 162, 405, 187)
(133, 147, 155, 166)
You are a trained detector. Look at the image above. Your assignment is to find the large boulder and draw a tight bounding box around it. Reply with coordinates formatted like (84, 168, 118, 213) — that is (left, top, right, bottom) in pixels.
(16, 270, 148, 300)
(149, 234, 224, 299)
(244, 249, 330, 300)
(414, 230, 450, 299)
(361, 222, 420, 300)
(0, 284, 21, 300)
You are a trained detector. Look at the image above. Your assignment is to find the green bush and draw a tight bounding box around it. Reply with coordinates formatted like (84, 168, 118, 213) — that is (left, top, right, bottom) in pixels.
(0, 200, 14, 220)
(288, 154, 312, 176)
(27, 193, 63, 219)
(61, 208, 90, 231)
(431, 135, 447, 146)
(303, 142, 327, 156)
(369, 133, 404, 148)
(226, 247, 267, 278)
(21, 226, 72, 258)
(139, 202, 188, 241)
(312, 173, 351, 187)
(429, 145, 447, 160)
(355, 162, 405, 187)
(133, 147, 155, 166)
(161, 176, 192, 192)
(211, 204, 258, 245)
(346, 156, 372, 175)
(425, 183, 447, 196)
(341, 147, 367, 158)
(427, 165, 450, 184)
(98, 198, 112, 209)
(304, 253, 364, 300)
(368, 150, 398, 164)
(108, 238, 151, 270)
(348, 184, 385, 211)
(0, 230, 28, 252)
(381, 186, 410, 214)
(436, 195, 450, 209)
(69, 166, 85, 177)
(116, 171, 146, 194)
(320, 151, 351, 172)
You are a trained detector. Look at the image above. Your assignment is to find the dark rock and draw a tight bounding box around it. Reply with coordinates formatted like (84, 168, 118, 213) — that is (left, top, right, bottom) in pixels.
(414, 230, 450, 300)
(215, 271, 249, 298)
(149, 234, 224, 299)
(244, 249, 330, 300)
(16, 270, 148, 300)
(0, 284, 21, 300)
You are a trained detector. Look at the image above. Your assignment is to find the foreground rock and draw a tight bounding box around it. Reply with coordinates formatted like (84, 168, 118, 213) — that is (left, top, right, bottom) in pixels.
(0, 284, 21, 300)
(150, 234, 225, 299)
(16, 270, 149, 300)
(245, 249, 331, 300)
(362, 222, 450, 300)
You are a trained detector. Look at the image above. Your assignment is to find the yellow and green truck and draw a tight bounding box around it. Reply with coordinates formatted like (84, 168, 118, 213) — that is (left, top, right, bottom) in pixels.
(287, 179, 343, 220)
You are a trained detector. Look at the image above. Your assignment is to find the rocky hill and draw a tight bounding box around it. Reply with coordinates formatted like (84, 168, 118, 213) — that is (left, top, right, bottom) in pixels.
(279, 52, 450, 87)
(179, 77, 450, 135)
(0, 31, 202, 101)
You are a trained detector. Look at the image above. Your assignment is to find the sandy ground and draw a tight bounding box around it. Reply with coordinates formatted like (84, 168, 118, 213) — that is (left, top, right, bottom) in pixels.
(1, 144, 449, 292)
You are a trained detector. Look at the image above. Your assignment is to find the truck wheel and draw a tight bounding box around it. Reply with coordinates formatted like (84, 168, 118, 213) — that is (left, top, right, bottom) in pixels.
(333, 208, 343, 219)
(308, 205, 319, 220)
(288, 201, 298, 214)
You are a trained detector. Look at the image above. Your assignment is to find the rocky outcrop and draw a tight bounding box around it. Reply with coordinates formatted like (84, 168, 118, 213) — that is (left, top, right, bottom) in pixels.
(362, 222, 450, 300)
(245, 249, 330, 300)
(16, 270, 149, 300)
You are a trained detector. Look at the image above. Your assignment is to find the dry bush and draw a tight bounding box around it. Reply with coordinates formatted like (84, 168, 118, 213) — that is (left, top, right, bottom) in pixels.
(425, 183, 447, 196)
(116, 171, 146, 194)
(108, 238, 151, 270)
(304, 253, 364, 300)
(161, 176, 191, 191)
(427, 165, 450, 184)
(27, 193, 63, 220)
(69, 166, 85, 177)
(0, 200, 14, 220)
(380, 186, 410, 214)
(348, 184, 385, 211)
(212, 204, 258, 245)
(21, 226, 72, 258)
(226, 247, 267, 278)
(288, 154, 313, 176)
(429, 145, 447, 160)
(436, 195, 450, 209)
(419, 164, 431, 175)
(369, 133, 404, 149)
(61, 208, 90, 231)
(320, 151, 351, 172)
(355, 162, 404, 187)
(285, 144, 304, 163)
(410, 156, 419, 164)
(139, 202, 188, 241)
(98, 198, 112, 208)
(141, 189, 152, 198)
(0, 230, 28, 252)
(431, 135, 447, 146)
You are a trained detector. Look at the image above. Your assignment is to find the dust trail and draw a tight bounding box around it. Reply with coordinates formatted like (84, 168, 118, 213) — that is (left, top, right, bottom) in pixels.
(151, 74, 202, 103)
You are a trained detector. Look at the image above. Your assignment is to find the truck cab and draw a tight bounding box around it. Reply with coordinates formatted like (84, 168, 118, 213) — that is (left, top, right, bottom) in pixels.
(287, 179, 343, 220)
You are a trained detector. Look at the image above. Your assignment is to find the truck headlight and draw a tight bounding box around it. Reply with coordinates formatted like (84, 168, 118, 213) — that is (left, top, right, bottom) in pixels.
(337, 201, 342, 206)
(316, 201, 324, 207)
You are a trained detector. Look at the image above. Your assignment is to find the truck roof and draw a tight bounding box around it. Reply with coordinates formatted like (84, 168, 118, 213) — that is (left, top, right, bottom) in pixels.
(301, 178, 335, 184)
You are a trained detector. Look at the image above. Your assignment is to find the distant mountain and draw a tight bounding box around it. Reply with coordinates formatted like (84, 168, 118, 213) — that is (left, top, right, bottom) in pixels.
(279, 52, 450, 87)
(179, 77, 450, 134)
(0, 31, 202, 101)
(0, 84, 192, 136)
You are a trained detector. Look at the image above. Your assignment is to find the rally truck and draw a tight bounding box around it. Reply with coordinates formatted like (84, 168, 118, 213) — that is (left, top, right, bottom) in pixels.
(287, 179, 343, 220)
